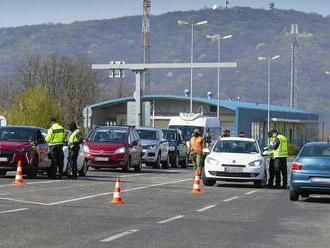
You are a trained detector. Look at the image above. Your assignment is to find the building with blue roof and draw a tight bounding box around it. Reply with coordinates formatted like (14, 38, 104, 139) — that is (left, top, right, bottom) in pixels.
(86, 94, 319, 146)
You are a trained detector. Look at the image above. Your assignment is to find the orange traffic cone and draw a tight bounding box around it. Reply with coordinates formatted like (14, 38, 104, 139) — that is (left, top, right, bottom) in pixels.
(192, 170, 202, 194)
(111, 177, 123, 204)
(13, 160, 25, 185)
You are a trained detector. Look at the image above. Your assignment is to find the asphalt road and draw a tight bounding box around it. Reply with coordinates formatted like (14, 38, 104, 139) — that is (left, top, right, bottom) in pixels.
(0, 167, 330, 248)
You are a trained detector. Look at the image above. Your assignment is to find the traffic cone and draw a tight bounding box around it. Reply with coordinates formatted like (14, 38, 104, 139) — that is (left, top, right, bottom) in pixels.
(13, 160, 25, 185)
(192, 170, 202, 194)
(111, 177, 123, 204)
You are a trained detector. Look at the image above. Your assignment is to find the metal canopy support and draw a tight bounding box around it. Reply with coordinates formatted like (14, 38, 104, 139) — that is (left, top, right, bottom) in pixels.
(91, 62, 238, 127)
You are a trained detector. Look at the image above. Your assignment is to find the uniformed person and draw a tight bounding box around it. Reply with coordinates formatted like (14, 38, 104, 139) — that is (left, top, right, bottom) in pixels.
(270, 129, 288, 189)
(67, 122, 83, 179)
(267, 131, 276, 188)
(189, 129, 204, 175)
(45, 117, 65, 179)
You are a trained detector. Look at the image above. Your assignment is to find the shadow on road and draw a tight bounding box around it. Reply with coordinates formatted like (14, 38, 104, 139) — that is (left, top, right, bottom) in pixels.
(304, 197, 330, 204)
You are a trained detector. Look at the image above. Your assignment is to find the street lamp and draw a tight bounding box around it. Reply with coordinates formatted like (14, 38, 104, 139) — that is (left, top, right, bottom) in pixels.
(206, 34, 232, 120)
(178, 19, 208, 113)
(258, 55, 280, 134)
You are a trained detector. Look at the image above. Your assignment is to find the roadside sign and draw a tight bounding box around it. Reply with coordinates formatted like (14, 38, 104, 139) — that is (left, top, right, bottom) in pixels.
(109, 61, 125, 78)
(83, 107, 92, 118)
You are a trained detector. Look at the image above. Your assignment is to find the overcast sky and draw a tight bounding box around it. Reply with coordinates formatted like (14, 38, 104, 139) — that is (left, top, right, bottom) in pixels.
(0, 0, 329, 28)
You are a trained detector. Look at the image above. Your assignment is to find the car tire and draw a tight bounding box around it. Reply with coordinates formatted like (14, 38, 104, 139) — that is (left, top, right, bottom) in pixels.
(0, 170, 7, 176)
(290, 190, 299, 201)
(161, 155, 169, 169)
(27, 159, 38, 179)
(171, 153, 179, 168)
(152, 153, 161, 169)
(122, 157, 131, 173)
(134, 156, 142, 172)
(202, 167, 216, 186)
(180, 155, 188, 168)
(79, 160, 88, 177)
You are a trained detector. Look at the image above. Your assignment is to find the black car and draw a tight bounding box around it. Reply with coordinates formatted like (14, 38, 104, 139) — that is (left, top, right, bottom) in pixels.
(162, 128, 188, 168)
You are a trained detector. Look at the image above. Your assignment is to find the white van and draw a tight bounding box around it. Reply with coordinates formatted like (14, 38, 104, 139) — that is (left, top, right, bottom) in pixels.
(0, 115, 7, 127)
(168, 113, 220, 143)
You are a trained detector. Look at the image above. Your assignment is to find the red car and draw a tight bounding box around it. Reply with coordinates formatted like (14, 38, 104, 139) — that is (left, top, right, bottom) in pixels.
(84, 126, 142, 172)
(0, 126, 52, 178)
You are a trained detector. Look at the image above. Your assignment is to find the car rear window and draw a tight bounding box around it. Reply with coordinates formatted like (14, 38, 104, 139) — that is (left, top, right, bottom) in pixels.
(88, 128, 127, 143)
(213, 140, 259, 154)
(299, 145, 330, 157)
(162, 130, 177, 141)
(136, 130, 158, 140)
(0, 127, 35, 142)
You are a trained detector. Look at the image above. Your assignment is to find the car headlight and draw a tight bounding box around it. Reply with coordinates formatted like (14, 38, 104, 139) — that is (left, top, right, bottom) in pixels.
(205, 157, 218, 167)
(148, 145, 157, 150)
(83, 145, 90, 153)
(114, 147, 126, 154)
(169, 146, 176, 151)
(248, 160, 264, 167)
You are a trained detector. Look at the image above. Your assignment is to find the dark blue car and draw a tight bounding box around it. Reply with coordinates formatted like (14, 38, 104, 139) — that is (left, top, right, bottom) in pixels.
(290, 142, 330, 201)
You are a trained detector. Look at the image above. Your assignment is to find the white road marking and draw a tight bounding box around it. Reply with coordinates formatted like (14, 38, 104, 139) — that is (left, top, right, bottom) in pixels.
(245, 190, 258, 195)
(157, 215, 185, 224)
(0, 197, 49, 206)
(100, 229, 139, 242)
(0, 208, 29, 214)
(223, 196, 240, 202)
(196, 204, 217, 212)
(0, 180, 64, 188)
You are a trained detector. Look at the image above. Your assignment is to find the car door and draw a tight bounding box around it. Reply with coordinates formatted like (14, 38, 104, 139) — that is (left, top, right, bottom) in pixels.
(36, 129, 50, 169)
(177, 131, 187, 160)
(128, 131, 138, 165)
(159, 131, 168, 161)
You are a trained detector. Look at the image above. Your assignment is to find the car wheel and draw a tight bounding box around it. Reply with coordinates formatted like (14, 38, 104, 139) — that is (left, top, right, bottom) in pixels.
(122, 157, 131, 173)
(180, 155, 188, 168)
(290, 190, 299, 201)
(27, 159, 38, 179)
(134, 156, 142, 172)
(152, 153, 161, 169)
(161, 154, 169, 169)
(79, 160, 88, 177)
(202, 167, 216, 186)
(171, 153, 179, 168)
(0, 170, 7, 176)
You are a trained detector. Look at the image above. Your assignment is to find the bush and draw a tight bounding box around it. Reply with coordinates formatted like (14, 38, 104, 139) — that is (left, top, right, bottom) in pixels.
(288, 144, 300, 157)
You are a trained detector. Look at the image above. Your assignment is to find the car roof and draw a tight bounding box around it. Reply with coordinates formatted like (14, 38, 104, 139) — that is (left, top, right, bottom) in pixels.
(304, 142, 330, 146)
(162, 128, 177, 132)
(0, 125, 42, 130)
(136, 127, 161, 131)
(219, 137, 256, 142)
(96, 126, 129, 130)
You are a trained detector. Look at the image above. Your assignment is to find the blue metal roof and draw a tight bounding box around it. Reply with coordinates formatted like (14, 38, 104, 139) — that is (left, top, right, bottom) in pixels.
(88, 94, 308, 114)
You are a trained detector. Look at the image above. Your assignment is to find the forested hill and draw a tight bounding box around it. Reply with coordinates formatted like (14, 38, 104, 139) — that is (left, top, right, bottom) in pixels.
(1, 6, 330, 123)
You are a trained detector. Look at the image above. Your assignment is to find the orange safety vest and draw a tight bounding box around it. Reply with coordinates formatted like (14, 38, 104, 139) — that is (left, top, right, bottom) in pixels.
(190, 136, 204, 154)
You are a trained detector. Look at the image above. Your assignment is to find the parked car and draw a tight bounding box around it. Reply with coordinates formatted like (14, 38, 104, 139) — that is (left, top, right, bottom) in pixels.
(202, 137, 267, 187)
(290, 142, 330, 201)
(84, 126, 142, 172)
(161, 128, 188, 168)
(136, 127, 169, 169)
(0, 125, 52, 178)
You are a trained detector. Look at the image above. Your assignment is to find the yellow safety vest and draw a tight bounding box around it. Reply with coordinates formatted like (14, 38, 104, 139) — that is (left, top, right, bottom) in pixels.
(269, 137, 275, 159)
(68, 129, 81, 144)
(274, 134, 288, 158)
(46, 123, 65, 146)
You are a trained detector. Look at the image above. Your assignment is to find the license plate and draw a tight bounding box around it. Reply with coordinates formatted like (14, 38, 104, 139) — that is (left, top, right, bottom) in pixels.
(0, 157, 8, 162)
(95, 157, 108, 162)
(224, 167, 243, 173)
(311, 177, 330, 183)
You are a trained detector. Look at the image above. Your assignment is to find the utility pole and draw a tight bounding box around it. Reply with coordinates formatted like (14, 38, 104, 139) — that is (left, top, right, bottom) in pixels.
(142, 0, 151, 93)
(290, 24, 299, 109)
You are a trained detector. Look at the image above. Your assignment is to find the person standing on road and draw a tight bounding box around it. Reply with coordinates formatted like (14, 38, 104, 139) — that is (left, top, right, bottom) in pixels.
(189, 129, 204, 175)
(267, 131, 276, 188)
(67, 122, 83, 179)
(270, 129, 288, 189)
(46, 117, 65, 179)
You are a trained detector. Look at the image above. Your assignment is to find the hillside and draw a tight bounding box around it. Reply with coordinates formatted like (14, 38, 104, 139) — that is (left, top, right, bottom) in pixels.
(0, 6, 330, 124)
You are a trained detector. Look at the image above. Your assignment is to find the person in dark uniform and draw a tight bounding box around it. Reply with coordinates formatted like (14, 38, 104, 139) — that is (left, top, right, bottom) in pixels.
(46, 117, 65, 179)
(67, 122, 83, 179)
(267, 131, 275, 188)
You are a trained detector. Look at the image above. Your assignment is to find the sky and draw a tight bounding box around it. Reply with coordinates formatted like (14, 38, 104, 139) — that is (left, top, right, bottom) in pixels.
(0, 0, 329, 28)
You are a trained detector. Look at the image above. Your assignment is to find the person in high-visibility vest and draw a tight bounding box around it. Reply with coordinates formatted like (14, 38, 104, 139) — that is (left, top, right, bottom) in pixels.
(267, 131, 276, 188)
(189, 129, 204, 175)
(67, 122, 83, 179)
(270, 128, 288, 189)
(45, 117, 65, 179)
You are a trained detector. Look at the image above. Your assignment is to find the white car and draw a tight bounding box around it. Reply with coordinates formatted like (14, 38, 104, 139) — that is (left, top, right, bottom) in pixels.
(63, 143, 88, 177)
(203, 137, 267, 187)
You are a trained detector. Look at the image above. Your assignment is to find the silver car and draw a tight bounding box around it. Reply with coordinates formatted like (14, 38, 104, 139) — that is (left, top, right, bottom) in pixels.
(136, 128, 170, 169)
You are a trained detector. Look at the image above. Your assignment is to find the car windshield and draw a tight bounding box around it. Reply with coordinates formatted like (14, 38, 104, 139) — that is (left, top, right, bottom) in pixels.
(299, 145, 330, 157)
(0, 127, 35, 142)
(162, 130, 177, 141)
(169, 125, 204, 141)
(136, 129, 158, 140)
(213, 140, 259, 154)
(88, 128, 127, 143)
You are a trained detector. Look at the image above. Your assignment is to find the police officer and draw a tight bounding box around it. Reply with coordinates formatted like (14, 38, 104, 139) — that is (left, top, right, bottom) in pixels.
(267, 131, 275, 188)
(270, 129, 288, 189)
(67, 122, 83, 179)
(46, 117, 65, 179)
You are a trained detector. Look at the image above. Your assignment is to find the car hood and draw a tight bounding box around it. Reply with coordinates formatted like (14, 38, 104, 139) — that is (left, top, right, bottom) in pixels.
(140, 139, 159, 146)
(85, 142, 124, 152)
(0, 141, 31, 150)
(208, 152, 262, 165)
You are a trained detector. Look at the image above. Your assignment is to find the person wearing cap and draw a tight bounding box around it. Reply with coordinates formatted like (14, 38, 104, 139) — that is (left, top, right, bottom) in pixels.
(189, 129, 204, 175)
(67, 122, 83, 179)
(45, 117, 65, 179)
(270, 128, 288, 189)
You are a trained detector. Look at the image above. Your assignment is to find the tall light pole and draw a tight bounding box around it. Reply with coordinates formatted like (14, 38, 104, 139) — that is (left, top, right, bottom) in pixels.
(206, 34, 232, 120)
(258, 55, 280, 133)
(178, 19, 208, 113)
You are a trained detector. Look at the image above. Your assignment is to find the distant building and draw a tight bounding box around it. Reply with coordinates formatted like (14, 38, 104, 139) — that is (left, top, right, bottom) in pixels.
(85, 95, 319, 147)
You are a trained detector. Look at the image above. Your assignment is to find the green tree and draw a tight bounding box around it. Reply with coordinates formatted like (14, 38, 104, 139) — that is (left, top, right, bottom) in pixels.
(7, 85, 61, 128)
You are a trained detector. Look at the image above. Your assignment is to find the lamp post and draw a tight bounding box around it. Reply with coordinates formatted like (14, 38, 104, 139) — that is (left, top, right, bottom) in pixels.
(206, 34, 232, 120)
(258, 55, 280, 133)
(178, 19, 208, 113)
